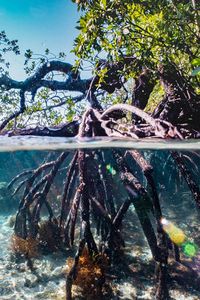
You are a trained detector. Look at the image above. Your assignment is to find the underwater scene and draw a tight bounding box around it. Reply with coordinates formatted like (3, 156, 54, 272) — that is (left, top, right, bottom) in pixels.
(0, 139, 200, 300)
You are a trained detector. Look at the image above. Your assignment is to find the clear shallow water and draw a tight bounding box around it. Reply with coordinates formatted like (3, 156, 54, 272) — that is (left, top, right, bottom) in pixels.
(0, 137, 200, 299)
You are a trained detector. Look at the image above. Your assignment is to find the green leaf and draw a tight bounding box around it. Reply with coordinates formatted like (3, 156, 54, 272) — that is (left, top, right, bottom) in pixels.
(191, 58, 200, 67)
(100, 0, 106, 10)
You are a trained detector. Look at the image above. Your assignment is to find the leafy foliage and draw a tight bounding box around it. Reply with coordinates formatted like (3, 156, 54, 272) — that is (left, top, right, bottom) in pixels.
(1, 1, 200, 131)
(0, 30, 20, 73)
(0, 41, 81, 129)
(72, 0, 200, 81)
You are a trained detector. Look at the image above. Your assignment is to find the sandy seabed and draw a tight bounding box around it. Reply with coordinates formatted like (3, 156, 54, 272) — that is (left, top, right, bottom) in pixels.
(0, 213, 200, 300)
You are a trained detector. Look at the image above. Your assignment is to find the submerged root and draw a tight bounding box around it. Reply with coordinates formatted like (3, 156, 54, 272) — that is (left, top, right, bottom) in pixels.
(11, 218, 61, 257)
(9, 106, 200, 299)
(66, 247, 109, 299)
(37, 218, 61, 253)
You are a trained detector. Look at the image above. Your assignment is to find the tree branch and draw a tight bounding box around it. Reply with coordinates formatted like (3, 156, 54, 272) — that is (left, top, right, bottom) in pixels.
(0, 90, 26, 131)
(0, 61, 91, 93)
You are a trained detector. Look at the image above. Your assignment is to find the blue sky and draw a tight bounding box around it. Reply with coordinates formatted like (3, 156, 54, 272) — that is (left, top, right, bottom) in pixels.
(0, 0, 79, 79)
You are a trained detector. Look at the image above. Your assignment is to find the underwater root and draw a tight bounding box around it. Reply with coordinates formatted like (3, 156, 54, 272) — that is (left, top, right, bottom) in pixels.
(66, 247, 109, 300)
(11, 217, 62, 257)
(37, 218, 62, 253)
(8, 107, 200, 300)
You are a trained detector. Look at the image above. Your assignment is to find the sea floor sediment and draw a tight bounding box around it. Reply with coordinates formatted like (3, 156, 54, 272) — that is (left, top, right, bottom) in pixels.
(0, 209, 200, 300)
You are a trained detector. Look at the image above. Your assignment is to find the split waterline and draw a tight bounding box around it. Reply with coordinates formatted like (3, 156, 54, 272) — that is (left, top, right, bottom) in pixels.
(0, 136, 200, 151)
(0, 137, 200, 299)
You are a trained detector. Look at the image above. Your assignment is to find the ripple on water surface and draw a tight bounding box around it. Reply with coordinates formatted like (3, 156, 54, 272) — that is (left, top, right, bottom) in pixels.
(0, 136, 200, 151)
